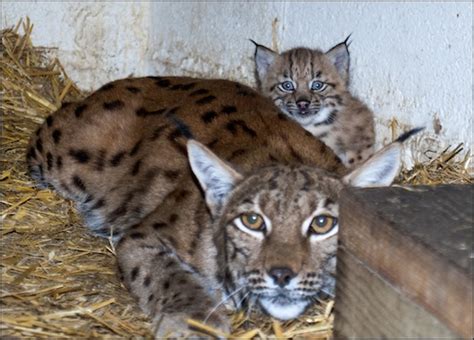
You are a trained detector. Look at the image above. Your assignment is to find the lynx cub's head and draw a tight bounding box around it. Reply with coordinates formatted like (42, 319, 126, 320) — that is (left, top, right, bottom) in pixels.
(188, 136, 405, 320)
(253, 38, 351, 128)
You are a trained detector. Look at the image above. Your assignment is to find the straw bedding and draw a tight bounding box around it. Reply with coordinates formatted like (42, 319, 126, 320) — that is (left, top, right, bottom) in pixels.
(1, 19, 472, 339)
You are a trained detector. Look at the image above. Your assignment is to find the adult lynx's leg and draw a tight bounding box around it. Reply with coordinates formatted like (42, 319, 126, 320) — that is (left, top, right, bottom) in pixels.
(116, 222, 229, 336)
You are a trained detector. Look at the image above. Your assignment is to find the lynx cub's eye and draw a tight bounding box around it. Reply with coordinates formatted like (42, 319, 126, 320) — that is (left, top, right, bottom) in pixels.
(240, 213, 265, 231)
(309, 215, 337, 234)
(310, 81, 326, 92)
(279, 81, 295, 92)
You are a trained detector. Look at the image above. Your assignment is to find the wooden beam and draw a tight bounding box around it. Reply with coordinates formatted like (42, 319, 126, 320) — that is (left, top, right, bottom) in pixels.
(334, 184, 473, 338)
(335, 247, 460, 338)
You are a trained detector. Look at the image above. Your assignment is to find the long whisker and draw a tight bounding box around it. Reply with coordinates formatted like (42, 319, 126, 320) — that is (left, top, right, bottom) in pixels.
(204, 286, 247, 324)
(319, 287, 335, 298)
(236, 291, 251, 309)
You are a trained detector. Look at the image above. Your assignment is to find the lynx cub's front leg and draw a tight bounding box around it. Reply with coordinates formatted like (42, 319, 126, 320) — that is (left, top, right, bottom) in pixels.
(116, 224, 230, 336)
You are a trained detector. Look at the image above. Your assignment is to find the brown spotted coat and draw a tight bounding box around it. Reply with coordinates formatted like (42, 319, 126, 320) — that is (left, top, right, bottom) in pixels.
(27, 76, 346, 335)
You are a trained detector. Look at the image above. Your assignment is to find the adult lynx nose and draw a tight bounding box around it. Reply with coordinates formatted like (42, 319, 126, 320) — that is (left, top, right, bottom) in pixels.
(269, 267, 296, 287)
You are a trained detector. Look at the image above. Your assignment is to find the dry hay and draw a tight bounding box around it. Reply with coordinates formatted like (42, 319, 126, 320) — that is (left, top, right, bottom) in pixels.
(1, 19, 472, 339)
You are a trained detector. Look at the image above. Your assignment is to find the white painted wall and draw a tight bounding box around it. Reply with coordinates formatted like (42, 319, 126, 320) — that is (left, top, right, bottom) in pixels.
(2, 2, 472, 164)
(1, 2, 153, 89)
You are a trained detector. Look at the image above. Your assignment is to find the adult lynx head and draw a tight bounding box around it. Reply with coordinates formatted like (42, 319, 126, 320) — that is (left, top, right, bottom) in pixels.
(188, 130, 413, 320)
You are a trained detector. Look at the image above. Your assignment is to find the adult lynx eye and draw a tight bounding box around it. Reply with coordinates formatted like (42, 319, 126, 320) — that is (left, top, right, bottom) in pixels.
(280, 81, 295, 92)
(240, 213, 265, 231)
(310, 81, 326, 92)
(309, 215, 337, 234)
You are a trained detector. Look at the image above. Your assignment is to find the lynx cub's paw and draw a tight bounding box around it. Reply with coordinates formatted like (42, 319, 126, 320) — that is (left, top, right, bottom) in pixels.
(253, 37, 375, 167)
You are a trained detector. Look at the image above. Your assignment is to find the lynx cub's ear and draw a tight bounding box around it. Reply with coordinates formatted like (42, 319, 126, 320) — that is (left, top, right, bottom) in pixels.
(252, 40, 277, 83)
(344, 127, 424, 187)
(187, 140, 243, 215)
(325, 36, 351, 85)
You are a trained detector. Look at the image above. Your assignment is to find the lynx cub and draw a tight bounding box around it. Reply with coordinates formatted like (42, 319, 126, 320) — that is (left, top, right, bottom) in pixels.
(27, 76, 416, 336)
(254, 38, 375, 167)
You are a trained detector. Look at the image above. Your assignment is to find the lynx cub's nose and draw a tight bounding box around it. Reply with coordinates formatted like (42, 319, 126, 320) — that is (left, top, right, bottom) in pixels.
(297, 100, 310, 113)
(269, 267, 296, 287)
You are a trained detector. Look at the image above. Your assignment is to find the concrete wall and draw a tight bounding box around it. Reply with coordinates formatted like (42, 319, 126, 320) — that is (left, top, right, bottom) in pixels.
(2, 2, 472, 164)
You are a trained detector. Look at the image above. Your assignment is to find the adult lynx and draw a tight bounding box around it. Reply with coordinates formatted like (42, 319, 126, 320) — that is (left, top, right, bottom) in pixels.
(27, 76, 418, 335)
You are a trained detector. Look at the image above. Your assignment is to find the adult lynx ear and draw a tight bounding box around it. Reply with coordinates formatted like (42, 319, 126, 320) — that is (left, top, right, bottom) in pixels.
(325, 35, 351, 85)
(251, 39, 277, 85)
(344, 127, 424, 187)
(343, 144, 401, 187)
(187, 140, 243, 215)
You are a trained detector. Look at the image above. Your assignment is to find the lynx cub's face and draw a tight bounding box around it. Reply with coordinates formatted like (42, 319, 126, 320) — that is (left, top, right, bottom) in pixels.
(253, 39, 376, 167)
(254, 41, 349, 126)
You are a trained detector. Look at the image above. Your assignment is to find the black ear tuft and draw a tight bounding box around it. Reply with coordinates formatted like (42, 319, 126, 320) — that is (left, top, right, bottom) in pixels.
(249, 38, 259, 47)
(395, 127, 425, 143)
(343, 33, 353, 48)
(166, 112, 194, 140)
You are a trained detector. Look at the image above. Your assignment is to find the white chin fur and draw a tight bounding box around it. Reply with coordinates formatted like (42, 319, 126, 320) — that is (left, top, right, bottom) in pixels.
(259, 298, 309, 320)
(288, 106, 332, 127)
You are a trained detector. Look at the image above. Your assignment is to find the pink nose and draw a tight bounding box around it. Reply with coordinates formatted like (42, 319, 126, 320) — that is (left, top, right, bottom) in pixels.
(269, 267, 295, 287)
(297, 100, 310, 110)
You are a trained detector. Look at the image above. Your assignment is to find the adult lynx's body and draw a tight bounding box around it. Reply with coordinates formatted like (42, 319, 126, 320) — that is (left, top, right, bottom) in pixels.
(27, 76, 412, 335)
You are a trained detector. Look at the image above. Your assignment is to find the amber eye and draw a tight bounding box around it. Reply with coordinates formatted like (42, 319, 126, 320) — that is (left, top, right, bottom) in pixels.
(309, 215, 338, 234)
(240, 213, 265, 231)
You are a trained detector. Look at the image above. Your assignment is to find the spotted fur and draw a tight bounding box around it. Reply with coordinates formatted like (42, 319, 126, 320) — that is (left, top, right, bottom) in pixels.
(27, 76, 407, 336)
(254, 38, 375, 167)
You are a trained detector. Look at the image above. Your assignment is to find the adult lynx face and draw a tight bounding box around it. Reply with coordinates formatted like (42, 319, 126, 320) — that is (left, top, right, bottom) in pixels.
(189, 143, 341, 320)
(188, 131, 412, 322)
(253, 38, 376, 167)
